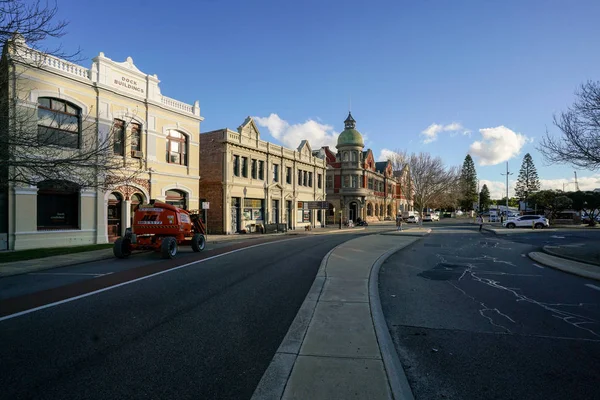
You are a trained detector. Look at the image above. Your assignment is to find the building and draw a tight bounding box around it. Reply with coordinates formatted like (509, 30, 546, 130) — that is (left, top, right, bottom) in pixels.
(1, 36, 202, 250)
(320, 113, 399, 223)
(199, 117, 327, 234)
(394, 164, 414, 213)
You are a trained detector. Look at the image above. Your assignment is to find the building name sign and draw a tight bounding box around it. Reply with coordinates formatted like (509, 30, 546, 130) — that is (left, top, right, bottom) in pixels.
(113, 75, 145, 95)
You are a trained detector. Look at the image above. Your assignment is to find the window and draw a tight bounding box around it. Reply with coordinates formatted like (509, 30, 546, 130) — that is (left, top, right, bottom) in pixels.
(273, 164, 279, 182)
(343, 175, 350, 188)
(367, 203, 373, 216)
(326, 175, 333, 189)
(351, 175, 358, 188)
(286, 167, 292, 184)
(368, 178, 374, 190)
(241, 157, 248, 177)
(308, 172, 313, 187)
(37, 97, 81, 148)
(37, 180, 80, 230)
(166, 189, 187, 209)
(303, 171, 308, 186)
(131, 123, 142, 152)
(113, 119, 125, 156)
(233, 155, 240, 176)
(343, 152, 348, 161)
(166, 130, 187, 165)
(298, 170, 303, 186)
(318, 173, 322, 189)
(251, 159, 258, 179)
(351, 152, 357, 162)
(258, 160, 265, 180)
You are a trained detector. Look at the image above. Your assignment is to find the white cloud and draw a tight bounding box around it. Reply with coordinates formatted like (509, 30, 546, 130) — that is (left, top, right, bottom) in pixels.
(540, 174, 600, 192)
(253, 113, 338, 149)
(421, 122, 464, 144)
(480, 179, 516, 200)
(377, 148, 397, 162)
(469, 126, 531, 166)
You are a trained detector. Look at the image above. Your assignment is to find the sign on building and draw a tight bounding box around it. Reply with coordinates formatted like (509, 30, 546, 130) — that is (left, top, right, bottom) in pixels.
(202, 202, 210, 209)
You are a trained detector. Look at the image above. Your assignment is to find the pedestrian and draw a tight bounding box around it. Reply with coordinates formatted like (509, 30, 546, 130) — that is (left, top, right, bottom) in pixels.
(396, 215, 403, 231)
(477, 214, 483, 232)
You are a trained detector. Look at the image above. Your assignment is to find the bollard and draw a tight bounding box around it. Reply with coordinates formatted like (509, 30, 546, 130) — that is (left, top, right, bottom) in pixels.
(532, 221, 535, 229)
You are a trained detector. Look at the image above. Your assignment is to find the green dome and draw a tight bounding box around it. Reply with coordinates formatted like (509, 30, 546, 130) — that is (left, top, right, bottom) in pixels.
(336, 112, 364, 147)
(337, 128, 364, 147)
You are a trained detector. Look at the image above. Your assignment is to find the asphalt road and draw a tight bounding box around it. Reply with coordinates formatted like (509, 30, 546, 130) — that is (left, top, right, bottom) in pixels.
(0, 233, 362, 400)
(380, 222, 600, 400)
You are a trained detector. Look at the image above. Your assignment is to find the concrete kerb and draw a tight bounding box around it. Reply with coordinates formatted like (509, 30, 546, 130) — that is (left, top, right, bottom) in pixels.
(528, 252, 600, 282)
(368, 241, 418, 400)
(542, 245, 600, 267)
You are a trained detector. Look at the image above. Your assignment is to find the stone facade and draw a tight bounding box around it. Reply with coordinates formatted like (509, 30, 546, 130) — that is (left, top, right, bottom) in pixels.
(0, 36, 202, 250)
(199, 118, 327, 234)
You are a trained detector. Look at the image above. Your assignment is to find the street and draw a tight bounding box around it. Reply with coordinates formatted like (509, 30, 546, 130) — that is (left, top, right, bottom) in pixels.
(0, 233, 363, 400)
(380, 221, 600, 400)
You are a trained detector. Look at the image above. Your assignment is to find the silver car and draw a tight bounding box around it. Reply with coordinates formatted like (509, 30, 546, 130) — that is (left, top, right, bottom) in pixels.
(503, 215, 549, 229)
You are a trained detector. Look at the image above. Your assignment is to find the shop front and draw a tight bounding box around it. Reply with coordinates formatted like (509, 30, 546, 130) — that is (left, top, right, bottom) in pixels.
(242, 198, 264, 233)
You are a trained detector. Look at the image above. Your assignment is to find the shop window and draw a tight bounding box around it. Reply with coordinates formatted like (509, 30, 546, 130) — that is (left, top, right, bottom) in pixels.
(37, 97, 81, 148)
(166, 189, 187, 209)
(113, 119, 125, 156)
(131, 123, 142, 152)
(166, 130, 187, 165)
(233, 155, 240, 176)
(37, 180, 80, 230)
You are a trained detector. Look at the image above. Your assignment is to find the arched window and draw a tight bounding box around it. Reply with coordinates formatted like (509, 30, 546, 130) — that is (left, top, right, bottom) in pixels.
(130, 193, 144, 225)
(380, 205, 384, 216)
(37, 97, 81, 148)
(351, 152, 357, 162)
(37, 180, 80, 230)
(374, 205, 379, 216)
(108, 192, 122, 238)
(166, 130, 187, 166)
(387, 204, 392, 217)
(367, 203, 373, 216)
(166, 189, 187, 209)
(343, 152, 348, 161)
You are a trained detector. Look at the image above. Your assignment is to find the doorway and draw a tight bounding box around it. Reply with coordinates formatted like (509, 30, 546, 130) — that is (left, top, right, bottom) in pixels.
(286, 200, 292, 229)
(107, 192, 122, 242)
(349, 201, 358, 222)
(231, 197, 240, 233)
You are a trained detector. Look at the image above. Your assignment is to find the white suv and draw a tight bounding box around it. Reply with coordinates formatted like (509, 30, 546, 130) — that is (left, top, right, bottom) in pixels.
(503, 215, 549, 229)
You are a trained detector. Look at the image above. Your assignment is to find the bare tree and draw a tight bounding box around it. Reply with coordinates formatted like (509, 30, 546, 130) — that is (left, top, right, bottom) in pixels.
(0, 0, 142, 190)
(538, 81, 600, 170)
(388, 150, 459, 217)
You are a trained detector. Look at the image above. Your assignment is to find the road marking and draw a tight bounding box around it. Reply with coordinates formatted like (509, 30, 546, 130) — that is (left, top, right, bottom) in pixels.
(0, 238, 302, 323)
(532, 264, 544, 269)
(28, 272, 106, 276)
(585, 284, 600, 292)
(521, 254, 526, 257)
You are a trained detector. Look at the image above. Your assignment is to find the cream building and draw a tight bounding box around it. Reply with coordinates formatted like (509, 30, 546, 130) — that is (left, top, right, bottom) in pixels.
(199, 118, 327, 234)
(0, 36, 202, 250)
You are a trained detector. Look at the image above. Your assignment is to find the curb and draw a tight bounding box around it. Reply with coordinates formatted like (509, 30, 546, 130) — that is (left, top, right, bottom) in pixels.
(528, 252, 600, 282)
(369, 244, 416, 400)
(542, 245, 600, 267)
(0, 253, 116, 278)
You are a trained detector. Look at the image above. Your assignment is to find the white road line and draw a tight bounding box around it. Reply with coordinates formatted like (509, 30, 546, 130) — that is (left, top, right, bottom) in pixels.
(521, 254, 526, 257)
(0, 238, 302, 323)
(585, 284, 600, 292)
(28, 272, 105, 276)
(532, 263, 544, 269)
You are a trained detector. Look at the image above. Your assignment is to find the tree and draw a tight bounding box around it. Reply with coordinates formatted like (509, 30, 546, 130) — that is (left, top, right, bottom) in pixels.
(497, 197, 520, 208)
(528, 190, 573, 221)
(567, 191, 600, 226)
(479, 184, 491, 211)
(514, 153, 540, 201)
(459, 154, 478, 210)
(387, 150, 459, 220)
(0, 0, 140, 190)
(538, 81, 600, 170)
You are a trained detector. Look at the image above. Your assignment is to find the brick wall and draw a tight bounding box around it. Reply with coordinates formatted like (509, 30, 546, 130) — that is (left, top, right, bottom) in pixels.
(200, 130, 225, 234)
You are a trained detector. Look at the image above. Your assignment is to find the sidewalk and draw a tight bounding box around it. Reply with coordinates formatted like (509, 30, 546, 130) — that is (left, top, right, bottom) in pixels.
(0, 225, 366, 278)
(252, 227, 430, 400)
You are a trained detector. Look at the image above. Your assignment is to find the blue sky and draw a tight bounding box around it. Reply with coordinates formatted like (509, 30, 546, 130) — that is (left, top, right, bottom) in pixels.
(46, 0, 600, 198)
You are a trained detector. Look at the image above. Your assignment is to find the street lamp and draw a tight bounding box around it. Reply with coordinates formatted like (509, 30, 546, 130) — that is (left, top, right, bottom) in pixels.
(339, 210, 343, 229)
(500, 161, 513, 217)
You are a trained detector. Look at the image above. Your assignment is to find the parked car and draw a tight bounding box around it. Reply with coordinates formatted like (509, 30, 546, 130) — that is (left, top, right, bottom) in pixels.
(406, 215, 419, 223)
(423, 213, 440, 222)
(503, 215, 549, 229)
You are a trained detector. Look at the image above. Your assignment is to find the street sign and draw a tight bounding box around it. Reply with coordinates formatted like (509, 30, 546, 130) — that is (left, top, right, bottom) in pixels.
(202, 202, 210, 209)
(306, 201, 328, 210)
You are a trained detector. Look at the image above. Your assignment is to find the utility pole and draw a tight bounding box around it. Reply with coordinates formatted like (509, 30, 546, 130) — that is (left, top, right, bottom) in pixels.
(501, 161, 513, 216)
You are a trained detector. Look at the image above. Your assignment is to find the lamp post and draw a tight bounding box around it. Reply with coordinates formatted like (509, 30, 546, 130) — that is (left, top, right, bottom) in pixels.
(339, 210, 343, 229)
(501, 161, 513, 217)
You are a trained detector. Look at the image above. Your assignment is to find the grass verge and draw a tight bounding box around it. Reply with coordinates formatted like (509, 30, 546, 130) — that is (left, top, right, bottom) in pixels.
(0, 243, 114, 263)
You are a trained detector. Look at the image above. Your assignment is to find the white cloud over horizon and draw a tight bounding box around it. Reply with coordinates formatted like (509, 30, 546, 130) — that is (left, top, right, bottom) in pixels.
(539, 174, 600, 192)
(421, 122, 467, 144)
(469, 126, 531, 166)
(377, 148, 397, 162)
(253, 113, 338, 150)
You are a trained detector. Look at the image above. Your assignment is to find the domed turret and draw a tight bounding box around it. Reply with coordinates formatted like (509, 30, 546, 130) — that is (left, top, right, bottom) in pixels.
(336, 112, 364, 148)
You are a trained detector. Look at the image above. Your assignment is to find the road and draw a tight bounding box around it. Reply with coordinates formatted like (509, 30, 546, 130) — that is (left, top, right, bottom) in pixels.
(0, 232, 366, 400)
(380, 221, 600, 400)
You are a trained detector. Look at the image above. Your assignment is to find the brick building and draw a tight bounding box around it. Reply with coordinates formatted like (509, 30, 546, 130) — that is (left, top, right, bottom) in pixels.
(320, 113, 403, 224)
(199, 117, 327, 234)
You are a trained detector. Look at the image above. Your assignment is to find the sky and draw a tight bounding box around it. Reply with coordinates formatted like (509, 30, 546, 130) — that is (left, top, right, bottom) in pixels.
(42, 0, 600, 198)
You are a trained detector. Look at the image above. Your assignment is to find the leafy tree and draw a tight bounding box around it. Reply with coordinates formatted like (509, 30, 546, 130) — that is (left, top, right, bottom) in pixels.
(497, 197, 520, 208)
(529, 190, 573, 221)
(567, 191, 600, 226)
(459, 154, 478, 210)
(514, 153, 540, 201)
(479, 184, 491, 211)
(539, 81, 600, 170)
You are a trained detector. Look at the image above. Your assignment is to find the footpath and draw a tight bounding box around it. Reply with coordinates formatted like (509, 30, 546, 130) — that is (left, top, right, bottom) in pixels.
(481, 223, 600, 282)
(0, 225, 365, 278)
(252, 227, 430, 400)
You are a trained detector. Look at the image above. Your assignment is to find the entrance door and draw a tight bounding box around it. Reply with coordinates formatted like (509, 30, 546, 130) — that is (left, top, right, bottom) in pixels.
(107, 192, 122, 242)
(286, 200, 292, 229)
(272, 199, 279, 224)
(231, 197, 240, 233)
(349, 202, 358, 222)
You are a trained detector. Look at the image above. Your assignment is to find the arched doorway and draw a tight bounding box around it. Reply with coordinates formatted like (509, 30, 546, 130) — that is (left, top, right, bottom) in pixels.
(166, 189, 187, 209)
(380, 204, 384, 218)
(107, 192, 122, 241)
(349, 201, 358, 222)
(387, 204, 392, 218)
(367, 203, 373, 217)
(130, 193, 144, 226)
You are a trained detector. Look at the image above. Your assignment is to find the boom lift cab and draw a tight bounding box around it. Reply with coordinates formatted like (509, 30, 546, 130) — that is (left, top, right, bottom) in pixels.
(113, 200, 206, 259)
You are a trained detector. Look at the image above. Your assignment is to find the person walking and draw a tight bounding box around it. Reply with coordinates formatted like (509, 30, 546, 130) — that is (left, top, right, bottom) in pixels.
(477, 214, 483, 232)
(396, 215, 403, 231)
